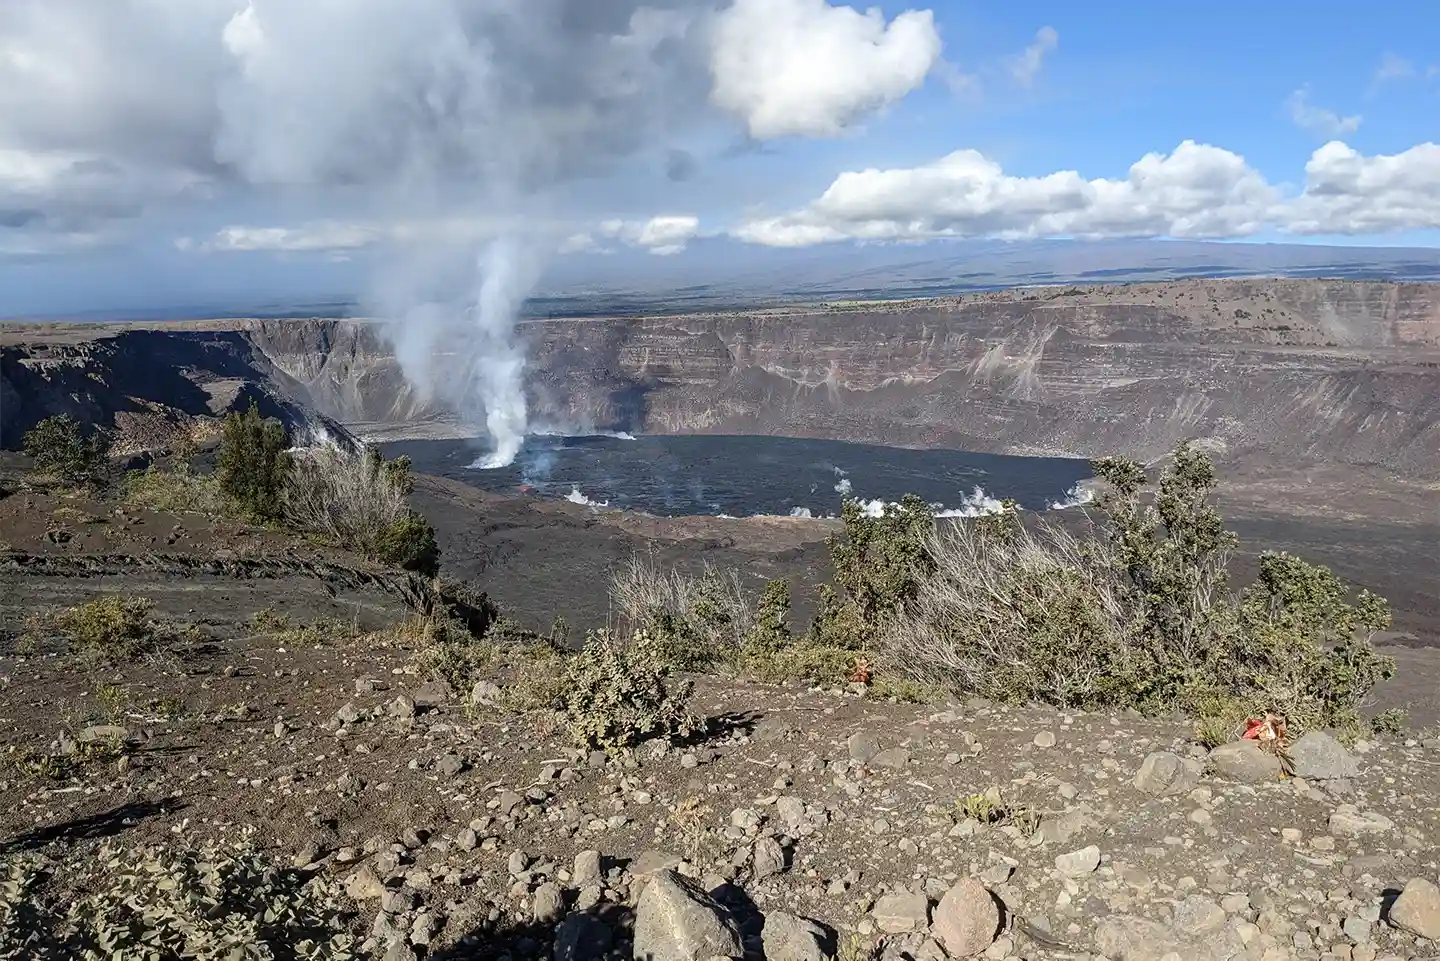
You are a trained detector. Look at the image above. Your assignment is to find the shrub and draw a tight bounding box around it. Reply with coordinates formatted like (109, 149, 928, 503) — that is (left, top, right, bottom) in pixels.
(881, 443, 1396, 735)
(0, 835, 357, 959)
(22, 415, 111, 486)
(885, 516, 1140, 709)
(53, 596, 163, 662)
(122, 464, 226, 515)
(285, 444, 439, 575)
(558, 629, 695, 753)
(1234, 551, 1395, 733)
(609, 557, 753, 670)
(375, 511, 440, 576)
(217, 402, 292, 521)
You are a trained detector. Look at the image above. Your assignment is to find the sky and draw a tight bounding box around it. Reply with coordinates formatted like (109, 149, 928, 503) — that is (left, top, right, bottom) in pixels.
(2, 0, 1439, 316)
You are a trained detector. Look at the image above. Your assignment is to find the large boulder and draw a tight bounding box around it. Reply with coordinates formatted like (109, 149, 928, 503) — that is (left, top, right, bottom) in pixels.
(1389, 878, 1440, 941)
(1208, 740, 1282, 783)
(1132, 752, 1201, 796)
(1288, 731, 1360, 781)
(632, 869, 743, 961)
(931, 878, 1000, 957)
(761, 912, 832, 961)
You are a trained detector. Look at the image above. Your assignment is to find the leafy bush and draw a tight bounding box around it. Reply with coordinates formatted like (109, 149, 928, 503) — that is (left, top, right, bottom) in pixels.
(0, 836, 357, 959)
(881, 442, 1396, 734)
(1234, 550, 1395, 733)
(22, 415, 111, 486)
(217, 402, 292, 521)
(375, 511, 440, 576)
(52, 596, 164, 662)
(122, 464, 227, 515)
(610, 557, 753, 670)
(285, 444, 439, 575)
(558, 629, 695, 753)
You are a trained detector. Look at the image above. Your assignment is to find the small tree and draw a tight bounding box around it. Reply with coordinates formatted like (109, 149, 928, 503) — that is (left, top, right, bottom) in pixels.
(811, 494, 935, 651)
(22, 415, 110, 486)
(217, 403, 292, 521)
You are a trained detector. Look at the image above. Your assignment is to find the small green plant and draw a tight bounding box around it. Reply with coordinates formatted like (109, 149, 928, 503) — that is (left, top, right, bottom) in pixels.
(955, 790, 1005, 825)
(249, 607, 293, 634)
(217, 402, 292, 521)
(1369, 708, 1407, 736)
(558, 629, 695, 753)
(122, 464, 227, 515)
(53, 596, 161, 663)
(0, 835, 358, 959)
(375, 511, 440, 576)
(22, 415, 111, 487)
(93, 683, 130, 723)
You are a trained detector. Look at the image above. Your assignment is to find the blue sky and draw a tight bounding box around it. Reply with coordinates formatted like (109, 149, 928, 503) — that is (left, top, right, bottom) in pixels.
(2, 0, 1438, 316)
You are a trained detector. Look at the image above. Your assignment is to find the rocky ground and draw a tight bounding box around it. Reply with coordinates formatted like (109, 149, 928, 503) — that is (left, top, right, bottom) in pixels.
(3, 464, 1440, 961)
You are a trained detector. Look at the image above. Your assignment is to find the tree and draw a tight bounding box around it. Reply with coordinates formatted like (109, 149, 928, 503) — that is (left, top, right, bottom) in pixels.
(217, 403, 292, 521)
(22, 415, 110, 486)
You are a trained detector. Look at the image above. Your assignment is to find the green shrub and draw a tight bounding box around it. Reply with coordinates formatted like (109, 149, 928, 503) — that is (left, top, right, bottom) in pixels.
(375, 511, 440, 576)
(609, 558, 752, 670)
(821, 494, 935, 635)
(1234, 551, 1395, 733)
(217, 402, 292, 521)
(559, 629, 695, 753)
(881, 443, 1396, 735)
(0, 836, 357, 959)
(122, 464, 226, 515)
(53, 596, 162, 662)
(22, 415, 111, 487)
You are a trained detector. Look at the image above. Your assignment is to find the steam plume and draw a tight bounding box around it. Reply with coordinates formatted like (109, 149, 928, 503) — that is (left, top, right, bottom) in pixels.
(214, 0, 710, 465)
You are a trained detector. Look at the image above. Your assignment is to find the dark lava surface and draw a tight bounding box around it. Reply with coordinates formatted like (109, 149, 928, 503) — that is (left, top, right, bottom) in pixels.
(382, 434, 1093, 518)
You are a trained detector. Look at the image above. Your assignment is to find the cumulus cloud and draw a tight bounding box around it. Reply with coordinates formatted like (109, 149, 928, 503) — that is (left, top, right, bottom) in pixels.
(1285, 141, 1440, 234)
(1007, 26, 1058, 87)
(598, 214, 703, 254)
(1286, 87, 1361, 137)
(708, 0, 943, 139)
(734, 141, 1281, 246)
(730, 139, 1440, 246)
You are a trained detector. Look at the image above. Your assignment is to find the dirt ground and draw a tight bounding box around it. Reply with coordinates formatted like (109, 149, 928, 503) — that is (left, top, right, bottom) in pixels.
(2, 460, 1440, 960)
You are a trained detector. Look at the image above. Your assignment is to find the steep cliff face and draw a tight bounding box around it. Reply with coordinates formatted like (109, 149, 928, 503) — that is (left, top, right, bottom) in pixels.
(511, 280, 1440, 475)
(3, 279, 1439, 478)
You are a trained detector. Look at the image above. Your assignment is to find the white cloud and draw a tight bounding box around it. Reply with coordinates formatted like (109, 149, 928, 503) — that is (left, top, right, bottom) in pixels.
(196, 214, 705, 256)
(1007, 26, 1057, 87)
(709, 0, 943, 139)
(730, 140, 1440, 246)
(207, 222, 380, 252)
(599, 214, 703, 255)
(1285, 141, 1440, 234)
(734, 141, 1280, 246)
(1373, 52, 1416, 85)
(1286, 87, 1361, 137)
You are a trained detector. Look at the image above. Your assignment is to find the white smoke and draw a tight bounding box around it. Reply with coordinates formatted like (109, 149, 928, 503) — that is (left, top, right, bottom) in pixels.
(933, 486, 1006, 518)
(565, 486, 610, 508)
(0, 0, 949, 465)
(1047, 483, 1095, 510)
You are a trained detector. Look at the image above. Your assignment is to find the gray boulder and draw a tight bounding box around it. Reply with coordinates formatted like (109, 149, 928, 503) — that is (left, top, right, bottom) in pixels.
(632, 869, 743, 961)
(1208, 740, 1282, 783)
(761, 912, 831, 961)
(1132, 752, 1200, 796)
(1288, 731, 1360, 781)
